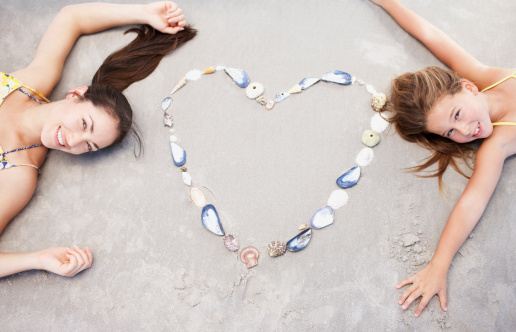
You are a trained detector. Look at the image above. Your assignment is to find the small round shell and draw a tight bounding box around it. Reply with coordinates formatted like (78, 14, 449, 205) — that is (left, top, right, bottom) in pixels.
(240, 246, 259, 268)
(355, 147, 374, 167)
(223, 234, 239, 252)
(185, 69, 202, 82)
(371, 113, 389, 133)
(265, 100, 275, 110)
(267, 241, 287, 257)
(246, 82, 264, 99)
(327, 189, 349, 210)
(362, 130, 380, 147)
(190, 187, 206, 207)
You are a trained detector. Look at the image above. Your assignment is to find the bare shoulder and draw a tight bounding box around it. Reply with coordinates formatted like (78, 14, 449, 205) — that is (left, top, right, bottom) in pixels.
(0, 168, 38, 234)
(469, 67, 516, 91)
(480, 127, 516, 160)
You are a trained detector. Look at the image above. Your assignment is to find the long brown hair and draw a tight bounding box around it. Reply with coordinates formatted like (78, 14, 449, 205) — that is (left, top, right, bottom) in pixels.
(385, 66, 476, 193)
(81, 25, 197, 152)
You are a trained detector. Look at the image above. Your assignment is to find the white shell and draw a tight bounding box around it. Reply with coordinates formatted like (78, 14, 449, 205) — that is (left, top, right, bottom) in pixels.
(356, 147, 374, 167)
(327, 189, 349, 210)
(246, 82, 264, 99)
(185, 69, 202, 82)
(215, 66, 225, 71)
(366, 84, 377, 94)
(190, 187, 206, 207)
(371, 113, 389, 133)
(182, 172, 192, 186)
(169, 135, 178, 143)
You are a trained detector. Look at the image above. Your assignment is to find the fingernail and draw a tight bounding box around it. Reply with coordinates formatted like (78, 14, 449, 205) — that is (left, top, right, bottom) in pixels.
(444, 307, 448, 311)
(414, 313, 419, 317)
(401, 306, 406, 310)
(398, 300, 402, 305)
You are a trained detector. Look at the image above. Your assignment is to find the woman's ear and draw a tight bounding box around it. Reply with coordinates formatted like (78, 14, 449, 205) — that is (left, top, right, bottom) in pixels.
(65, 86, 89, 99)
(460, 79, 479, 95)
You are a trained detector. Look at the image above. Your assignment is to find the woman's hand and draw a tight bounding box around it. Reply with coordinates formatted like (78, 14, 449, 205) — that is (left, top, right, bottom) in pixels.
(396, 261, 448, 317)
(38, 246, 93, 277)
(144, 2, 187, 34)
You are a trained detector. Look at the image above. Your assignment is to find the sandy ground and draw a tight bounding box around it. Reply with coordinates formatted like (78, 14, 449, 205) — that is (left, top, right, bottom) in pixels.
(1, 0, 516, 331)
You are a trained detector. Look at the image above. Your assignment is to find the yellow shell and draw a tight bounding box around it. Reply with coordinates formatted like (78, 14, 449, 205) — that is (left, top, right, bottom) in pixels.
(371, 93, 387, 112)
(362, 130, 380, 147)
(190, 187, 206, 207)
(267, 241, 287, 257)
(288, 84, 302, 94)
(202, 66, 215, 74)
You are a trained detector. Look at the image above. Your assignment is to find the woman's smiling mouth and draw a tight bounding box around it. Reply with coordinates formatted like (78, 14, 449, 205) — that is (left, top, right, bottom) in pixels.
(57, 126, 65, 147)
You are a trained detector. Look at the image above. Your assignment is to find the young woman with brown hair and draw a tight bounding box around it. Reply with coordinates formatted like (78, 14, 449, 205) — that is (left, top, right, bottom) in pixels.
(371, 0, 516, 317)
(0, 2, 196, 278)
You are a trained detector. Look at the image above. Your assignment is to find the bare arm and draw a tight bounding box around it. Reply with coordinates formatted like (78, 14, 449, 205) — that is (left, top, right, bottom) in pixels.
(370, 0, 507, 88)
(12, 2, 187, 96)
(0, 246, 93, 279)
(397, 138, 508, 316)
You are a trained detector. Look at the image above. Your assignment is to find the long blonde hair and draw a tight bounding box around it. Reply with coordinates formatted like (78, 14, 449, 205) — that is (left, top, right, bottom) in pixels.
(386, 66, 476, 193)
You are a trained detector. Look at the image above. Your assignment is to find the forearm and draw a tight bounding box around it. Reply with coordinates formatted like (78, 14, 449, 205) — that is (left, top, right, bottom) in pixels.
(430, 200, 486, 271)
(0, 251, 42, 278)
(61, 3, 149, 35)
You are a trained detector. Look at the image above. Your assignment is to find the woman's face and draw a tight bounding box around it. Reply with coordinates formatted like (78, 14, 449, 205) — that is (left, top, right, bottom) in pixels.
(426, 81, 492, 143)
(41, 89, 119, 154)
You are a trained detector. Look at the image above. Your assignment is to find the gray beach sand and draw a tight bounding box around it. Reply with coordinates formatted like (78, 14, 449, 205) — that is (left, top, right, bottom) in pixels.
(1, 0, 515, 330)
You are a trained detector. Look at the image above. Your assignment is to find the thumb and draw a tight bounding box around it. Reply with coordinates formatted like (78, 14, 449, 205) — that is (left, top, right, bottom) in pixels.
(438, 289, 448, 312)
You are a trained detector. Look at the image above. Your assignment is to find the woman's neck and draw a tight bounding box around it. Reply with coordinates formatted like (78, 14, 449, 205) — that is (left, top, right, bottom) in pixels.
(17, 102, 53, 146)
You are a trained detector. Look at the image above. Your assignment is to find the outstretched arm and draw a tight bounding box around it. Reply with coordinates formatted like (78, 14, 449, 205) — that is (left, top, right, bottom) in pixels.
(13, 1, 188, 96)
(396, 138, 508, 316)
(0, 246, 93, 278)
(369, 0, 505, 88)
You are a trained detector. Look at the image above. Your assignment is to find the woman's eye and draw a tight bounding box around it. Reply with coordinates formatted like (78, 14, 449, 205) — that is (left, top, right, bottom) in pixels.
(447, 129, 454, 137)
(455, 110, 460, 120)
(82, 119, 87, 129)
(87, 143, 92, 151)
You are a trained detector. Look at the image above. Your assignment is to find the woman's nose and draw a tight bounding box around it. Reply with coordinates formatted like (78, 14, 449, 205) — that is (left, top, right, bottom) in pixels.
(458, 123, 470, 136)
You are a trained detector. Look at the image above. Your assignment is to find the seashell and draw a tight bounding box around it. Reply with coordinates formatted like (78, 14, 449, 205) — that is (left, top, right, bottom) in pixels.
(356, 147, 374, 167)
(161, 97, 172, 111)
(246, 82, 264, 99)
(169, 135, 178, 143)
(170, 77, 187, 94)
(362, 130, 380, 147)
(201, 204, 225, 236)
(366, 84, 377, 94)
(327, 189, 349, 210)
(215, 65, 225, 71)
(185, 69, 202, 82)
(256, 96, 267, 106)
(371, 113, 389, 133)
(299, 77, 320, 90)
(182, 172, 192, 186)
(240, 246, 259, 268)
(336, 166, 360, 189)
(310, 206, 334, 229)
(265, 100, 275, 110)
(299, 224, 308, 231)
(268, 241, 287, 257)
(371, 93, 387, 112)
(223, 234, 239, 252)
(286, 228, 312, 252)
(202, 66, 215, 74)
(352, 76, 357, 85)
(163, 112, 173, 127)
(288, 84, 302, 94)
(190, 187, 206, 207)
(274, 92, 290, 103)
(224, 68, 249, 88)
(180, 166, 188, 172)
(170, 142, 186, 166)
(321, 70, 352, 85)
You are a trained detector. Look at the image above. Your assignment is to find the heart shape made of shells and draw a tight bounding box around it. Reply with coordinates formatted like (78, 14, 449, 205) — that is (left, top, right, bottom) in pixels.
(161, 66, 389, 269)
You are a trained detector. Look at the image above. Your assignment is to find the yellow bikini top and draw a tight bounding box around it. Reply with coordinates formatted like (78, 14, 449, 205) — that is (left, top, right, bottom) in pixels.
(481, 70, 516, 126)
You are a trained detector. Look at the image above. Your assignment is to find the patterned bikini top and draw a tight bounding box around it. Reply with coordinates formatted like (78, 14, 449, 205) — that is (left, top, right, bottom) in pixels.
(0, 72, 50, 172)
(481, 70, 516, 127)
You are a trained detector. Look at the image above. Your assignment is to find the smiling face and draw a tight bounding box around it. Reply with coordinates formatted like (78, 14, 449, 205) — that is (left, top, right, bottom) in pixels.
(41, 93, 119, 154)
(426, 80, 493, 143)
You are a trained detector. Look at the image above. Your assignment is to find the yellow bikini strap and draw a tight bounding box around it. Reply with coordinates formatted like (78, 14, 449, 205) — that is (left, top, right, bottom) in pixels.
(492, 122, 516, 126)
(481, 70, 516, 93)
